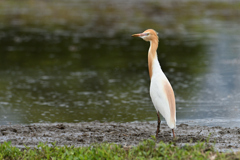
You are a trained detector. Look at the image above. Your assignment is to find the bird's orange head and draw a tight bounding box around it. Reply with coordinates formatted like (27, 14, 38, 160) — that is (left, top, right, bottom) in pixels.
(132, 29, 158, 42)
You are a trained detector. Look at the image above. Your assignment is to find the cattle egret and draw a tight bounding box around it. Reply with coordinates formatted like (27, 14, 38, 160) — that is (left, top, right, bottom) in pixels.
(132, 29, 176, 138)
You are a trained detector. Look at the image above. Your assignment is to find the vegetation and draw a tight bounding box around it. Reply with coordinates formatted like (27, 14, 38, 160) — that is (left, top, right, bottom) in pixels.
(0, 0, 240, 35)
(0, 139, 239, 160)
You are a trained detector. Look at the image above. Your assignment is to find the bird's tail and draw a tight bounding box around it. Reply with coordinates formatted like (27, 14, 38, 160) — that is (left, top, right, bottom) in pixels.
(167, 119, 176, 129)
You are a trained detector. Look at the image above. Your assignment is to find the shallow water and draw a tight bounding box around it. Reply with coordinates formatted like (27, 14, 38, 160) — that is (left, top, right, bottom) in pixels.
(0, 0, 240, 127)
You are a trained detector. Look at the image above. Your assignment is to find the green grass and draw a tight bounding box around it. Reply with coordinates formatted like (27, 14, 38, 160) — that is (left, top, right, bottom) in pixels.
(0, 138, 240, 160)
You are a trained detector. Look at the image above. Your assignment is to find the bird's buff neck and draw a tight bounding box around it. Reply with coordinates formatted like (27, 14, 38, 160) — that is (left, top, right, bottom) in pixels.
(148, 38, 159, 79)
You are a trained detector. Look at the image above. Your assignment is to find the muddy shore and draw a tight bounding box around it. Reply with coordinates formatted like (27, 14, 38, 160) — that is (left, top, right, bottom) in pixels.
(0, 122, 239, 152)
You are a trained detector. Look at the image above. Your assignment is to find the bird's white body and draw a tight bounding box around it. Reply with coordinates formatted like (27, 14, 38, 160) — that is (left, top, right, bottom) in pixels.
(132, 29, 176, 138)
(150, 56, 176, 129)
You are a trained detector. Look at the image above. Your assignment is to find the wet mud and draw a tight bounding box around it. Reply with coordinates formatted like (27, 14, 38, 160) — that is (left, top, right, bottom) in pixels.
(0, 122, 239, 152)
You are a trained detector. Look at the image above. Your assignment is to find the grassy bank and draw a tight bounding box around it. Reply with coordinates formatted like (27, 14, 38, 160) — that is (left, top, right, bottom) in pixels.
(0, 139, 239, 160)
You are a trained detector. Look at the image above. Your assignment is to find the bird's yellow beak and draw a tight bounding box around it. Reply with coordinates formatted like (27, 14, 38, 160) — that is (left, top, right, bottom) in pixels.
(132, 33, 143, 37)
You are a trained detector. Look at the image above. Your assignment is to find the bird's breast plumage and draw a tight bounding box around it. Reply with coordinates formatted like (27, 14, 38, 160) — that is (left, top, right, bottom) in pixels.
(149, 57, 176, 129)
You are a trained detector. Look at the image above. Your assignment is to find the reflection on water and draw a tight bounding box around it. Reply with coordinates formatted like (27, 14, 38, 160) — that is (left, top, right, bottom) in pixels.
(0, 1, 240, 127)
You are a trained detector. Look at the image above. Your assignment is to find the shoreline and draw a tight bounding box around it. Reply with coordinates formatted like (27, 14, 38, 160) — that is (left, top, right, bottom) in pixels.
(0, 122, 239, 152)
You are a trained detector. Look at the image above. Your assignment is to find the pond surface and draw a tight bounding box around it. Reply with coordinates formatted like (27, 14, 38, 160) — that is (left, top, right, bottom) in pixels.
(0, 0, 240, 127)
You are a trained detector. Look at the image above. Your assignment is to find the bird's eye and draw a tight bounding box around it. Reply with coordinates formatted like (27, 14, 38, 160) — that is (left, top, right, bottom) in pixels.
(147, 33, 150, 36)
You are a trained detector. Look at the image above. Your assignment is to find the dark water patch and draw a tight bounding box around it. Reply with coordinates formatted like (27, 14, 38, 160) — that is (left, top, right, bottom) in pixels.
(0, 28, 208, 125)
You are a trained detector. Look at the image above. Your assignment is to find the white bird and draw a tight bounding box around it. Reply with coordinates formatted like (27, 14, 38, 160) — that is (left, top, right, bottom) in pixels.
(132, 29, 176, 138)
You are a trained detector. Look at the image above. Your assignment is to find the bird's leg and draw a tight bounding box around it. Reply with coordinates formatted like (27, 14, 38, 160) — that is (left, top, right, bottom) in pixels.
(156, 112, 161, 137)
(172, 129, 175, 139)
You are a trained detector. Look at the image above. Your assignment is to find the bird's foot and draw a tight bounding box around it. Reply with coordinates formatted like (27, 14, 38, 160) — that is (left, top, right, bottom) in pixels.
(172, 136, 178, 141)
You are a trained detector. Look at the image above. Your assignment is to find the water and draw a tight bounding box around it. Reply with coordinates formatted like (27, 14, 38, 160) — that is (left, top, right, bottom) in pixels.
(0, 0, 240, 127)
